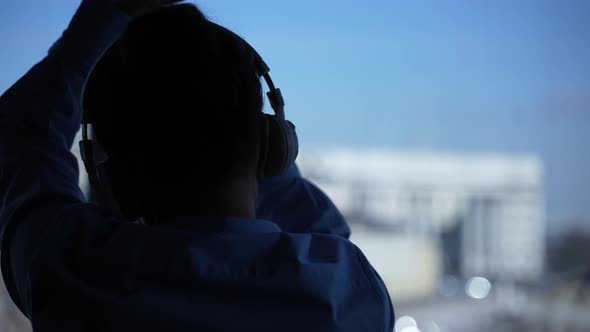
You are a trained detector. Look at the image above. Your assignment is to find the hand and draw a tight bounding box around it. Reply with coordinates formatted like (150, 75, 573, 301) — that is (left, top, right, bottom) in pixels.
(109, 0, 185, 18)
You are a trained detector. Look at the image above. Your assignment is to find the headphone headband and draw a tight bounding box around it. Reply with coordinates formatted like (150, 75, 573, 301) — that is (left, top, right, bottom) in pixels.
(208, 22, 286, 119)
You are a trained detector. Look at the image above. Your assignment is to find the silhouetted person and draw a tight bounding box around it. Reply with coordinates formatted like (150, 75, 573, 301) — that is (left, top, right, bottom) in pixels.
(0, 1, 394, 331)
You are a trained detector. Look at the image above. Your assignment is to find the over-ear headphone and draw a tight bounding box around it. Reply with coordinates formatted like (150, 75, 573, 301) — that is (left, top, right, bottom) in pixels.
(79, 20, 299, 221)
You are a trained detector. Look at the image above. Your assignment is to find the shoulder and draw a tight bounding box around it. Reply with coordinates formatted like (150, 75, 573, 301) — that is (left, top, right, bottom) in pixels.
(276, 232, 394, 330)
(276, 231, 385, 291)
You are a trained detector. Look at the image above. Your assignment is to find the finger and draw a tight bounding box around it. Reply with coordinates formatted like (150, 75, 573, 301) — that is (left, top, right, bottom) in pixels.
(159, 0, 185, 5)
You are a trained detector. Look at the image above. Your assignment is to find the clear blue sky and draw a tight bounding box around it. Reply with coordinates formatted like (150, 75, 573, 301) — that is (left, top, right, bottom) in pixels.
(1, 0, 589, 231)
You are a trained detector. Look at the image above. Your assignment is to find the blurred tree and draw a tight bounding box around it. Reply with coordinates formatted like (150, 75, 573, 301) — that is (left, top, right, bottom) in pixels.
(546, 225, 590, 276)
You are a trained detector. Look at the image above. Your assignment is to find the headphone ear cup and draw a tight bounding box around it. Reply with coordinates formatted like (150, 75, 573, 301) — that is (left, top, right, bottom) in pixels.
(262, 114, 299, 176)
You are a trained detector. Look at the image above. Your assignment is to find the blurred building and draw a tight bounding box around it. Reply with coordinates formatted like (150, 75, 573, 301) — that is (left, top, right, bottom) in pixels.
(298, 148, 545, 299)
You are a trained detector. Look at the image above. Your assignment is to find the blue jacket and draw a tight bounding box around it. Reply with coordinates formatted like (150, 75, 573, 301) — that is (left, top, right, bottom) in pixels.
(0, 2, 394, 331)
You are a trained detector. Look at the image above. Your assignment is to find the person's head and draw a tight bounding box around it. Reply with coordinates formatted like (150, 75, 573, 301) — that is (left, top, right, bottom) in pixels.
(83, 4, 265, 219)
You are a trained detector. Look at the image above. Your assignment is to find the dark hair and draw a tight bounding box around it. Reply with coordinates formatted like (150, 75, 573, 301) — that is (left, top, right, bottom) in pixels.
(84, 4, 264, 212)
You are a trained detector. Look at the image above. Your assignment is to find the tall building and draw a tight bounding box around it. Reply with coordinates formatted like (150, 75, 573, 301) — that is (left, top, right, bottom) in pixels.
(298, 148, 545, 282)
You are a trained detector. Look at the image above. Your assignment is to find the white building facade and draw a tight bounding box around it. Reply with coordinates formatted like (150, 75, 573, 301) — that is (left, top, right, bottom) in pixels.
(298, 148, 545, 282)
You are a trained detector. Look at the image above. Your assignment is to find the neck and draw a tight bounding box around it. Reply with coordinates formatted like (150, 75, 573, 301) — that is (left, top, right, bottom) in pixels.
(146, 176, 258, 223)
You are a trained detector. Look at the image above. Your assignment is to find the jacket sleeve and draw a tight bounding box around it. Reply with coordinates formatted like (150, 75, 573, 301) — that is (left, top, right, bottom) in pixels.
(257, 164, 351, 238)
(0, 1, 130, 316)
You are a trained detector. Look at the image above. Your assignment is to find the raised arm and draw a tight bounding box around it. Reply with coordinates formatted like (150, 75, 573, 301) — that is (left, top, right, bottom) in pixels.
(0, 0, 181, 316)
(256, 164, 351, 238)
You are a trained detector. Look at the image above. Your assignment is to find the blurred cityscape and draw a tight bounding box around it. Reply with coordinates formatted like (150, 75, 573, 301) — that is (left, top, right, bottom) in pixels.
(298, 147, 590, 332)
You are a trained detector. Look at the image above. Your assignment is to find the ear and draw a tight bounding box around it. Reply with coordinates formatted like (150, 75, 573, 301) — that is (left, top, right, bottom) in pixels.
(257, 114, 270, 179)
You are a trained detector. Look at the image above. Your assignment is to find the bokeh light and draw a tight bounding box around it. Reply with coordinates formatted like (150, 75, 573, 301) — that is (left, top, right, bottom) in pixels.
(465, 277, 492, 299)
(395, 316, 418, 332)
